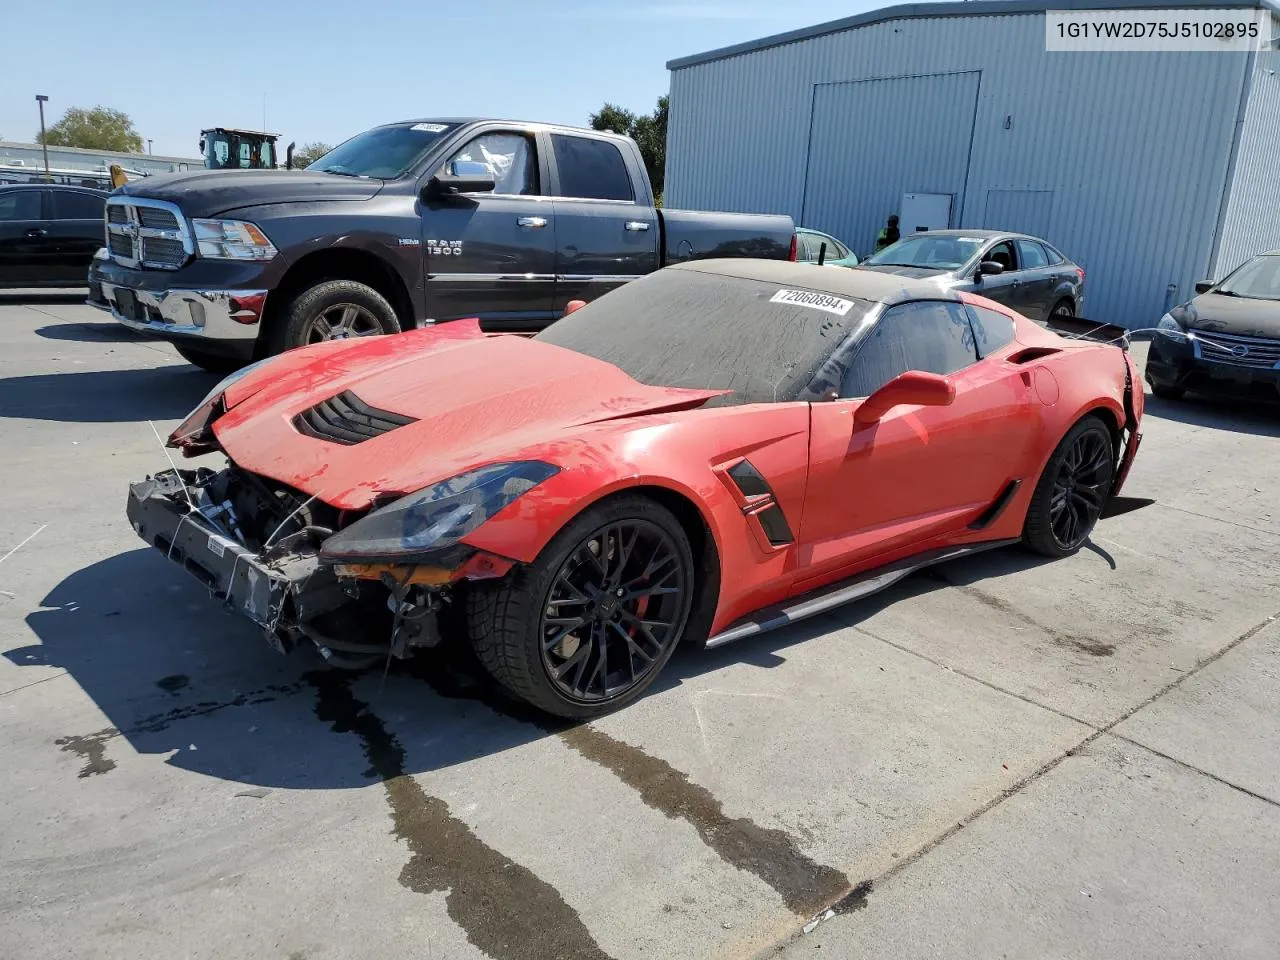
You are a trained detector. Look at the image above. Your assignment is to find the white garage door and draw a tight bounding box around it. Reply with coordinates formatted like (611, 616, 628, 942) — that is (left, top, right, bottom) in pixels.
(800, 71, 982, 258)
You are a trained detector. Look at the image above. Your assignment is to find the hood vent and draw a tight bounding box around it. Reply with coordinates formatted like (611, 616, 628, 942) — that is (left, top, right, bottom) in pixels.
(292, 390, 417, 445)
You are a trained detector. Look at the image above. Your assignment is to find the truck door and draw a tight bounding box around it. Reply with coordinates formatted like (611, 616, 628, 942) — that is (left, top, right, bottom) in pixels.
(420, 128, 557, 331)
(548, 132, 658, 312)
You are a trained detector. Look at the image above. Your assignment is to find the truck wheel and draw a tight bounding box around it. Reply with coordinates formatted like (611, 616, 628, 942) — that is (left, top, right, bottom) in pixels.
(173, 344, 244, 374)
(465, 495, 696, 719)
(271, 280, 401, 355)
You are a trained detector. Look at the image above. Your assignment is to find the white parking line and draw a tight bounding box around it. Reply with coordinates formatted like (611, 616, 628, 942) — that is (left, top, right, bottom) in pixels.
(0, 523, 48, 566)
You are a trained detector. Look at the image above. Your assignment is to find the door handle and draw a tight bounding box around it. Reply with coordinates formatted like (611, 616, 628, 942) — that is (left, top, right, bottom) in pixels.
(624, 221, 650, 232)
(517, 216, 547, 229)
(25, 227, 47, 238)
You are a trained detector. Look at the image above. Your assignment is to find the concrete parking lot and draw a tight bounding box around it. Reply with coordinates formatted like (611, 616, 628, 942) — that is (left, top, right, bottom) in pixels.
(1, 292, 1278, 960)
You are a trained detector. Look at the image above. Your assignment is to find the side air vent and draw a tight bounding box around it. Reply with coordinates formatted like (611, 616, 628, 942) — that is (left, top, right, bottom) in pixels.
(291, 391, 418, 445)
(727, 459, 772, 498)
(725, 457, 795, 547)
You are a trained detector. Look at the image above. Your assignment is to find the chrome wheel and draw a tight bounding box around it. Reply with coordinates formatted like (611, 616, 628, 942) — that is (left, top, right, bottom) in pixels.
(539, 519, 690, 704)
(1049, 428, 1114, 550)
(304, 303, 383, 343)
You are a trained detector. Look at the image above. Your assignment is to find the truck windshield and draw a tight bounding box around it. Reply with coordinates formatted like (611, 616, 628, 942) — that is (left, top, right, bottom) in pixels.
(534, 267, 877, 405)
(307, 122, 458, 179)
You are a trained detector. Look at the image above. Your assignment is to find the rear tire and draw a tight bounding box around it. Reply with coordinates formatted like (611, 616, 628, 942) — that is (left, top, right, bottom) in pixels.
(1023, 415, 1115, 558)
(173, 344, 243, 374)
(465, 495, 696, 719)
(1050, 298, 1075, 319)
(268, 279, 401, 356)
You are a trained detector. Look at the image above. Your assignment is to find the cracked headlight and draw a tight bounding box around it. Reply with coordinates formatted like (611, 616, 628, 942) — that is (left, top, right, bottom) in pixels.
(192, 218, 278, 261)
(319, 461, 560, 563)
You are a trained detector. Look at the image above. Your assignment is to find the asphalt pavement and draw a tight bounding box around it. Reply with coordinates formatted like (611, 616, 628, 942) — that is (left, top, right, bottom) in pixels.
(1, 291, 1277, 960)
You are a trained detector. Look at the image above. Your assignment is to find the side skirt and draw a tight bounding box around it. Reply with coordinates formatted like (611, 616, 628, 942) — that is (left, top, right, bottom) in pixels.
(704, 538, 1020, 650)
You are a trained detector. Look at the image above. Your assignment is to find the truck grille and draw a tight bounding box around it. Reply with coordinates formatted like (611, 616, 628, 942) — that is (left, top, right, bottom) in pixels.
(291, 391, 418, 445)
(103, 197, 193, 271)
(1192, 329, 1280, 370)
(141, 237, 187, 268)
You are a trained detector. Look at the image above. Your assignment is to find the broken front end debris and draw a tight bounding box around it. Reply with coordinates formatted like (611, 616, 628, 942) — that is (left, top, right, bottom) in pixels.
(125, 464, 526, 669)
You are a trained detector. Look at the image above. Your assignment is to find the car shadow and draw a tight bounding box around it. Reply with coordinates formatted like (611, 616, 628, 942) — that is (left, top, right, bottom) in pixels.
(10, 541, 1084, 791)
(34, 321, 146, 344)
(1144, 392, 1280, 438)
(0, 366, 218, 423)
(0, 291, 88, 306)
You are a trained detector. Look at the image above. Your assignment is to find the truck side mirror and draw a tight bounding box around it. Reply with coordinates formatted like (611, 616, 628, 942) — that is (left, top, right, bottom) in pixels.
(425, 160, 496, 201)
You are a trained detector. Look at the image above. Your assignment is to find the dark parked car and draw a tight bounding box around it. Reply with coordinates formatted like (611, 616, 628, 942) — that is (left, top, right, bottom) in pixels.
(0, 184, 107, 289)
(1146, 250, 1280, 401)
(855, 229, 1085, 323)
(91, 117, 796, 373)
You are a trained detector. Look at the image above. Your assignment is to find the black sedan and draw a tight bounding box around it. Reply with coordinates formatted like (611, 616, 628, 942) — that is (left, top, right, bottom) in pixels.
(0, 183, 107, 289)
(1146, 250, 1280, 401)
(856, 228, 1086, 323)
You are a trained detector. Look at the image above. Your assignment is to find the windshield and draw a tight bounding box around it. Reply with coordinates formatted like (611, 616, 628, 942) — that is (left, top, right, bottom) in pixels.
(533, 268, 877, 405)
(306, 122, 458, 179)
(864, 234, 984, 270)
(1215, 254, 1280, 301)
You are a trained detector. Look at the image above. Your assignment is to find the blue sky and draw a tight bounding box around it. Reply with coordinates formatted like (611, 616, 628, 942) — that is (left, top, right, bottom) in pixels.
(0, 0, 890, 158)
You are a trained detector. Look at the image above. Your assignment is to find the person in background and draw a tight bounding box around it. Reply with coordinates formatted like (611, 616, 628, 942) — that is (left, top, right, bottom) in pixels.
(875, 215, 901, 252)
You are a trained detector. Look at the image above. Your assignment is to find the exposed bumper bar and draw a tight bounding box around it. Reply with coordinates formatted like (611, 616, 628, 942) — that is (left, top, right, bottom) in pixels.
(101, 281, 267, 343)
(126, 472, 342, 645)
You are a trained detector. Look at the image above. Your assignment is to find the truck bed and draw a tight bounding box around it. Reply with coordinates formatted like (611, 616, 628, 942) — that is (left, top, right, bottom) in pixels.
(659, 208, 796, 266)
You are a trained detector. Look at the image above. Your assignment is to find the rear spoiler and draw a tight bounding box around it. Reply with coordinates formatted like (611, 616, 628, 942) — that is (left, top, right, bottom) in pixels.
(1045, 315, 1131, 351)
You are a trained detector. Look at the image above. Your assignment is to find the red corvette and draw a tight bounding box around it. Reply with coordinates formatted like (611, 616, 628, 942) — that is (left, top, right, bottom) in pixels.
(128, 259, 1144, 717)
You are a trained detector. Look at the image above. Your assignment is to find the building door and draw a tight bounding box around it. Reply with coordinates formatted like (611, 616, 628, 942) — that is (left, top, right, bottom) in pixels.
(801, 71, 982, 259)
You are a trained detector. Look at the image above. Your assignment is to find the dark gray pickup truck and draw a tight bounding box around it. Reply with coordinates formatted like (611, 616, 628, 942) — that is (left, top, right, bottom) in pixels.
(88, 118, 796, 371)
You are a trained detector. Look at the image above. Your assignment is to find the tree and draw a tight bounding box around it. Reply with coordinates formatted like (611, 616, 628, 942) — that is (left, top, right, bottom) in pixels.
(291, 141, 333, 169)
(38, 106, 143, 153)
(590, 95, 668, 203)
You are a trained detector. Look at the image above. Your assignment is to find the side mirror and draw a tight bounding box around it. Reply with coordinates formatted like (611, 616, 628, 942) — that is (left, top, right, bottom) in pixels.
(977, 260, 1005, 278)
(564, 299, 587, 315)
(425, 160, 496, 200)
(854, 370, 956, 425)
(1194, 280, 1213, 295)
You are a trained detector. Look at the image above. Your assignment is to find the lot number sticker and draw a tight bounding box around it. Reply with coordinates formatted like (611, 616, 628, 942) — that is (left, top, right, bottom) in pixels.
(770, 289, 855, 316)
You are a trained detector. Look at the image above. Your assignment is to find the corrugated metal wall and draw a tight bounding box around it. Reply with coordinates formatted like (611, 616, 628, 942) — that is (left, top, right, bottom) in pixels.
(665, 13, 1252, 326)
(1213, 40, 1280, 278)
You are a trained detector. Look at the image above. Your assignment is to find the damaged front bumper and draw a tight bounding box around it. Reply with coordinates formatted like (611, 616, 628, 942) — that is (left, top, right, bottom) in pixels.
(126, 468, 442, 669)
(127, 470, 349, 651)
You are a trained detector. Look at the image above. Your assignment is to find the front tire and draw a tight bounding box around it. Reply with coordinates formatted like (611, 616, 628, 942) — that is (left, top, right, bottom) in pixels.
(269, 279, 401, 355)
(466, 495, 696, 719)
(173, 344, 243, 374)
(1023, 415, 1115, 558)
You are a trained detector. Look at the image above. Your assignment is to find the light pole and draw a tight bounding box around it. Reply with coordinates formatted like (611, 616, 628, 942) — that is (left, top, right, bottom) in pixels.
(147, 139, 153, 155)
(35, 94, 50, 181)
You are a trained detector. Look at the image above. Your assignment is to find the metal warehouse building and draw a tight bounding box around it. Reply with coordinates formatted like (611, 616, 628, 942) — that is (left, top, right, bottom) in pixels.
(664, 0, 1280, 327)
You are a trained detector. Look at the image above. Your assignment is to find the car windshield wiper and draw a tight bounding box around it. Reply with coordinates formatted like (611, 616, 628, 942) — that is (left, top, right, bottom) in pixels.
(316, 167, 368, 178)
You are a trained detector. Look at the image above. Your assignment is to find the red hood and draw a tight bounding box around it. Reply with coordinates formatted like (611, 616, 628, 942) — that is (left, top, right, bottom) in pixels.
(206, 322, 726, 510)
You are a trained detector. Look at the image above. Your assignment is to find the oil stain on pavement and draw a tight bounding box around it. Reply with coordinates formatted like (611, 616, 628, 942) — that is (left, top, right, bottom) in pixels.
(561, 724, 850, 916)
(405, 651, 851, 918)
(306, 669, 614, 960)
(55, 728, 118, 778)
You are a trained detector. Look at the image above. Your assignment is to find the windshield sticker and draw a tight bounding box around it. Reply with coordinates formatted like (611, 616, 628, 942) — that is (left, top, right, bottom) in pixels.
(770, 289, 855, 316)
(411, 122, 449, 133)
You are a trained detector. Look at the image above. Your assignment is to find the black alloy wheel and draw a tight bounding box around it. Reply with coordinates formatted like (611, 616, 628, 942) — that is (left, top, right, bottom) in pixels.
(1023, 415, 1115, 558)
(540, 519, 689, 703)
(303, 302, 383, 343)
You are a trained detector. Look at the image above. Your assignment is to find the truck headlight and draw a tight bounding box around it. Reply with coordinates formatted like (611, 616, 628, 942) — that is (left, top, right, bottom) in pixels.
(1156, 313, 1185, 339)
(319, 461, 560, 564)
(192, 218, 278, 261)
